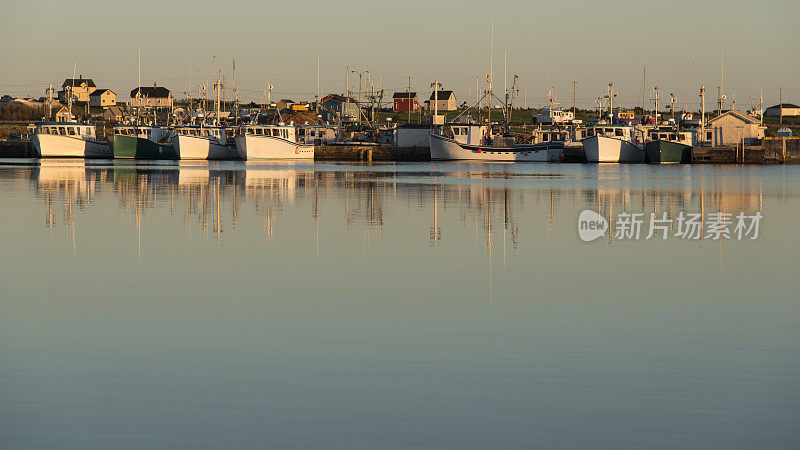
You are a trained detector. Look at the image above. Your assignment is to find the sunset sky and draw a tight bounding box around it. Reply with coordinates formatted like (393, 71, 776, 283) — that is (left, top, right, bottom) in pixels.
(2, 0, 798, 109)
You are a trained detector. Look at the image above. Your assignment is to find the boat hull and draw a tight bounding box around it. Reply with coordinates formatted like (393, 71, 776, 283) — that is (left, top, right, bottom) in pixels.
(429, 134, 546, 161)
(32, 134, 112, 158)
(112, 134, 177, 159)
(532, 142, 567, 162)
(645, 140, 692, 164)
(173, 135, 238, 160)
(234, 135, 314, 160)
(583, 136, 645, 163)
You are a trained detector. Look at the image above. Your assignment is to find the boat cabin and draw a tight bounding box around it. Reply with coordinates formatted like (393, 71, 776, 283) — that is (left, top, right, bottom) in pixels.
(535, 108, 574, 124)
(113, 126, 169, 143)
(299, 125, 337, 144)
(240, 125, 298, 142)
(33, 122, 97, 139)
(585, 125, 634, 140)
(175, 126, 232, 144)
(647, 128, 694, 145)
(443, 124, 487, 146)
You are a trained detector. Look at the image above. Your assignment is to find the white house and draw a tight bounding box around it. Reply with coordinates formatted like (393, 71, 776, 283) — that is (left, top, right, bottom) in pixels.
(703, 110, 766, 146)
(764, 103, 800, 118)
(425, 90, 457, 111)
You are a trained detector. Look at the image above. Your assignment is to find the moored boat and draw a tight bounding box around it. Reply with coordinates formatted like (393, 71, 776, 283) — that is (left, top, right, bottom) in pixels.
(31, 122, 112, 158)
(172, 126, 238, 160)
(111, 125, 176, 159)
(582, 124, 646, 163)
(644, 128, 693, 164)
(235, 124, 314, 160)
(430, 123, 544, 162)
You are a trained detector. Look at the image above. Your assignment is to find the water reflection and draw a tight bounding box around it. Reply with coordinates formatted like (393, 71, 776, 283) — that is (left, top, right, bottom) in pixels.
(9, 160, 785, 255)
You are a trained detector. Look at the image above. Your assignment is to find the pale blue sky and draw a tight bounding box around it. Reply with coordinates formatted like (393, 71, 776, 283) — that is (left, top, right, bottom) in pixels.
(1, 0, 798, 109)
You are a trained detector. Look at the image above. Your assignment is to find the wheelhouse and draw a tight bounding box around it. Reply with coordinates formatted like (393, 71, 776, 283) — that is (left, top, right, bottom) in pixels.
(33, 122, 96, 139)
(240, 125, 297, 142)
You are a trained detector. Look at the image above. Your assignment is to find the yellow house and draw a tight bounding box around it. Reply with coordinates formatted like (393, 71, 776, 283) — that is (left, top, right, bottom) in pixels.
(89, 89, 117, 109)
(59, 77, 96, 103)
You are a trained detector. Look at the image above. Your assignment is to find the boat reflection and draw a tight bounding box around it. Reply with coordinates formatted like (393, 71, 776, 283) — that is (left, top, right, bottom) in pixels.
(10, 161, 777, 255)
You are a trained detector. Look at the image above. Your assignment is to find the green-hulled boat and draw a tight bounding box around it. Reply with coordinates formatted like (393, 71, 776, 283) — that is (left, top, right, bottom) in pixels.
(111, 125, 177, 159)
(645, 129, 694, 164)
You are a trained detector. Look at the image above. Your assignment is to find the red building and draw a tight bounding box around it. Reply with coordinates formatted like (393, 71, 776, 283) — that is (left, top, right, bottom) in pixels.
(393, 92, 420, 112)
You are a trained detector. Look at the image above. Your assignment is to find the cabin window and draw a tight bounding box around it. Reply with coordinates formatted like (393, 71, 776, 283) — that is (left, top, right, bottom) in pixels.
(706, 131, 712, 140)
(587, 129, 594, 137)
(542, 134, 549, 142)
(453, 128, 460, 135)
(274, 129, 280, 137)
(58, 127, 66, 135)
(283, 130, 288, 138)
(615, 129, 623, 137)
(669, 134, 677, 140)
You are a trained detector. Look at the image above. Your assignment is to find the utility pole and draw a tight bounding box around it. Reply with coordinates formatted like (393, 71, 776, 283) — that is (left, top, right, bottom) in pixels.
(406, 75, 413, 124)
(700, 85, 706, 143)
(46, 84, 53, 120)
(571, 81, 578, 119)
(316, 55, 320, 112)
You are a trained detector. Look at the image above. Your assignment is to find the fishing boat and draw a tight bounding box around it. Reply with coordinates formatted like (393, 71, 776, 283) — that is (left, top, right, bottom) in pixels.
(111, 125, 176, 159)
(31, 122, 112, 158)
(582, 124, 646, 163)
(172, 64, 238, 160)
(430, 123, 543, 161)
(235, 124, 314, 160)
(644, 127, 693, 164)
(532, 127, 584, 162)
(172, 125, 237, 160)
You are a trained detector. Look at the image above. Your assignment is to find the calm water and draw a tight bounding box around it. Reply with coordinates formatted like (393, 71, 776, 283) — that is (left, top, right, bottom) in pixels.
(1, 159, 799, 449)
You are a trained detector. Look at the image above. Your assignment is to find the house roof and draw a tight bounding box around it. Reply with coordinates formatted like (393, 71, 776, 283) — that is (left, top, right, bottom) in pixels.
(130, 86, 171, 98)
(62, 78, 96, 88)
(707, 110, 761, 125)
(767, 103, 799, 109)
(393, 92, 418, 99)
(90, 89, 114, 96)
(429, 90, 454, 100)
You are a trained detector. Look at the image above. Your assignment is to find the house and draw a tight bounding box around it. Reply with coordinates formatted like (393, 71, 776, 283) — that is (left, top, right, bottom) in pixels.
(393, 92, 420, 112)
(321, 94, 361, 122)
(764, 103, 800, 118)
(89, 89, 117, 109)
(703, 110, 766, 146)
(102, 105, 125, 122)
(59, 76, 96, 103)
(129, 83, 173, 109)
(425, 90, 457, 111)
(54, 106, 73, 122)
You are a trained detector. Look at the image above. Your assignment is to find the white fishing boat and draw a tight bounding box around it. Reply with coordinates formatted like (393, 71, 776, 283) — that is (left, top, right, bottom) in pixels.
(173, 126, 237, 160)
(430, 123, 545, 161)
(31, 122, 112, 158)
(532, 127, 584, 162)
(172, 61, 238, 160)
(582, 124, 646, 163)
(235, 124, 314, 160)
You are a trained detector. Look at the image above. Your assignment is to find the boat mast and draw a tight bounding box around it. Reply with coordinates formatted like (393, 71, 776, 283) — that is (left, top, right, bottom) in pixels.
(68, 60, 76, 122)
(488, 16, 493, 129)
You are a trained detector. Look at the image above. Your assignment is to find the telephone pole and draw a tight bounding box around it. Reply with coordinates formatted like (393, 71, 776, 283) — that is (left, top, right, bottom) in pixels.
(407, 75, 413, 124)
(571, 81, 578, 119)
